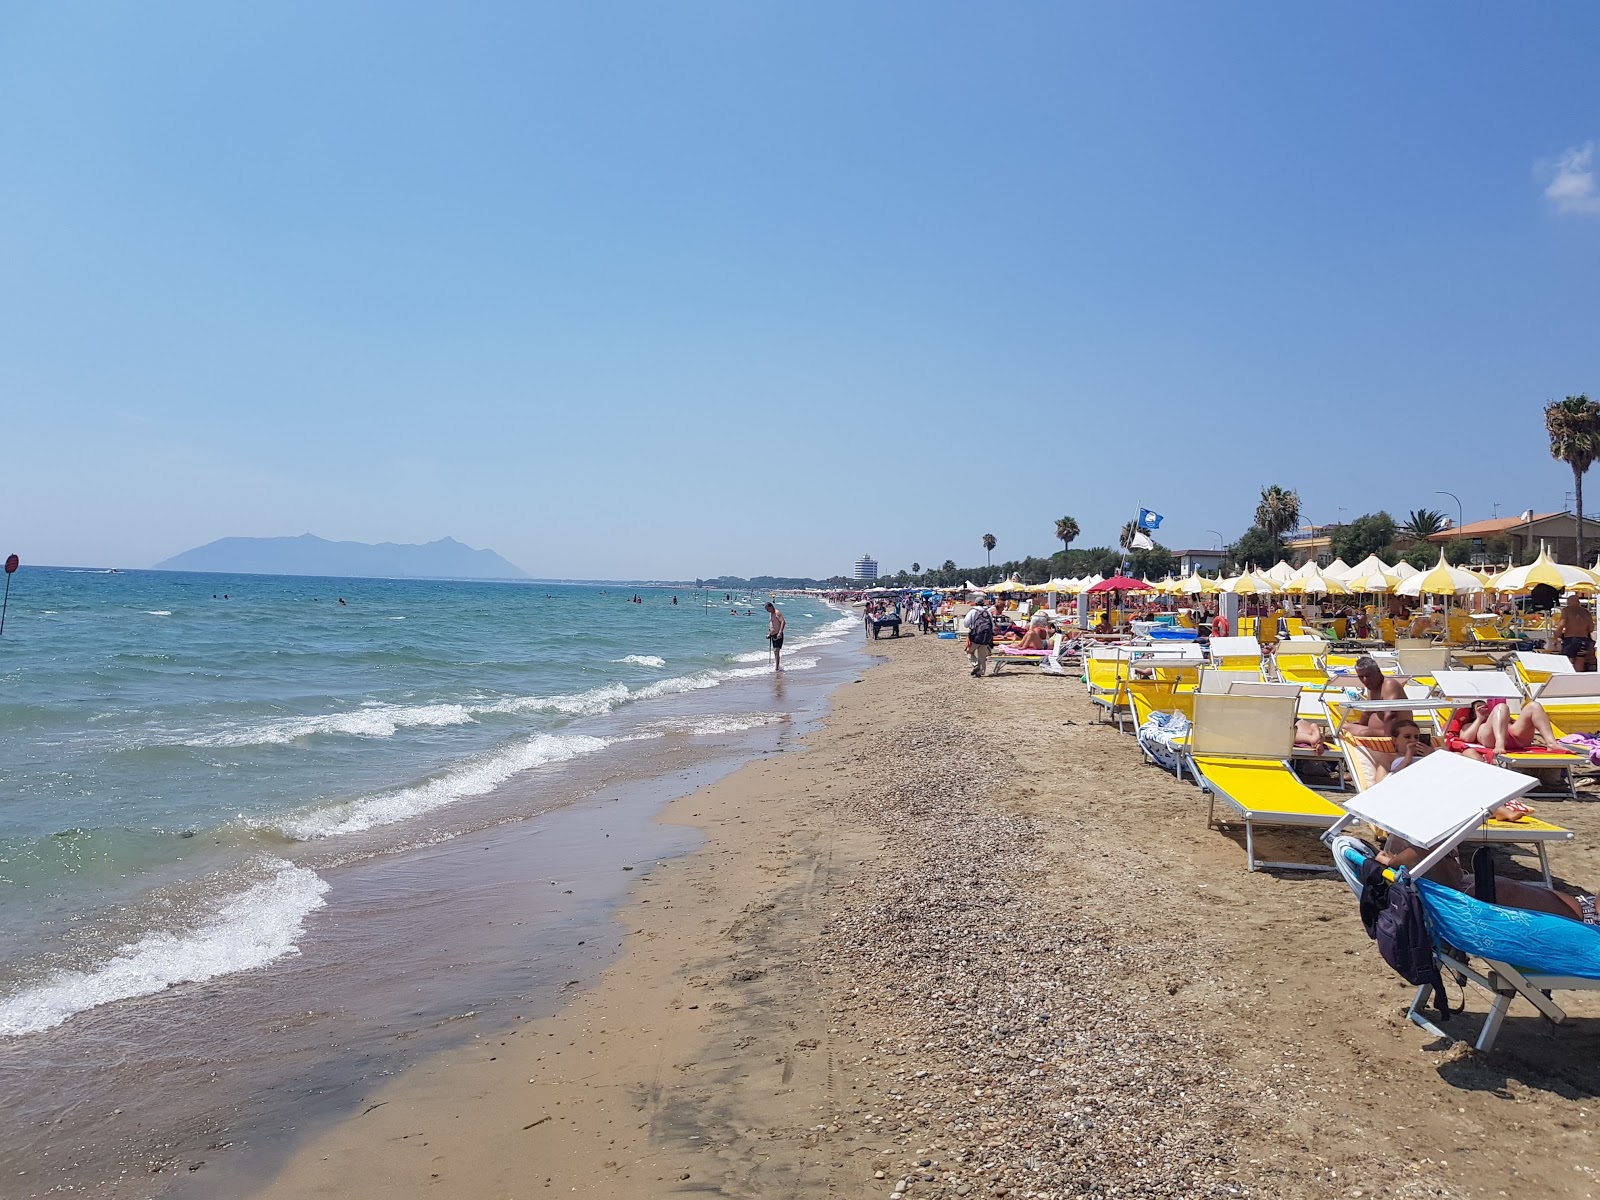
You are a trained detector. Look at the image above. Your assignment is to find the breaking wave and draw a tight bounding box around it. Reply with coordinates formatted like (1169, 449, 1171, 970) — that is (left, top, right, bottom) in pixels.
(0, 858, 329, 1038)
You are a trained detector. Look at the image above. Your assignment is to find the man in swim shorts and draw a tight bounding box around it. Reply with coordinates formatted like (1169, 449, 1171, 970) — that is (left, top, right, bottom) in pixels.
(1342, 655, 1412, 736)
(764, 602, 786, 671)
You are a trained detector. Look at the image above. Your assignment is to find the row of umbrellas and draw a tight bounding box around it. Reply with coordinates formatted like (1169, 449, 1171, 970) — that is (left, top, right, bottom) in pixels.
(962, 548, 1600, 601)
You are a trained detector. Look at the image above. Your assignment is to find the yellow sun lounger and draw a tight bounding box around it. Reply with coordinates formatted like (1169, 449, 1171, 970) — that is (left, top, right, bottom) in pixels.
(1084, 647, 1131, 730)
(1187, 691, 1345, 872)
(1272, 638, 1331, 686)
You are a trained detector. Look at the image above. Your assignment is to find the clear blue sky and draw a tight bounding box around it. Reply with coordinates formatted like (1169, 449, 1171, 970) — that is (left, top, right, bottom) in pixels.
(3, 3, 1598, 578)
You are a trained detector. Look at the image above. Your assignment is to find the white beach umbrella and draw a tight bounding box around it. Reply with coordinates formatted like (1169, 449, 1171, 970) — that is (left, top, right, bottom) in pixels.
(1393, 560, 1420, 581)
(1264, 560, 1297, 584)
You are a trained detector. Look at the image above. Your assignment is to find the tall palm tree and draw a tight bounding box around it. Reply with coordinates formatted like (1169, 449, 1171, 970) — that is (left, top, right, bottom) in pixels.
(911, 562, 920, 575)
(1547, 394, 1600, 564)
(1254, 484, 1301, 538)
(1118, 521, 1139, 552)
(1054, 516, 1080, 553)
(982, 533, 997, 567)
(1398, 508, 1448, 541)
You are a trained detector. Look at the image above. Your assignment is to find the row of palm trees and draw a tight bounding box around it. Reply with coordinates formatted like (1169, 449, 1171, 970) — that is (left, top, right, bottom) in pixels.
(979, 517, 1084, 568)
(964, 395, 1596, 576)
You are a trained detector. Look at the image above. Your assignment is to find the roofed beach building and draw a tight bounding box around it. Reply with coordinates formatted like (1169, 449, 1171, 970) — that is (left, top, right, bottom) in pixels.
(1425, 511, 1591, 569)
(853, 554, 879, 582)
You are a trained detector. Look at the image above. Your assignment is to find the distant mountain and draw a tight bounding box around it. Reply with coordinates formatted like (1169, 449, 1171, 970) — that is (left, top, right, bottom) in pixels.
(153, 534, 529, 580)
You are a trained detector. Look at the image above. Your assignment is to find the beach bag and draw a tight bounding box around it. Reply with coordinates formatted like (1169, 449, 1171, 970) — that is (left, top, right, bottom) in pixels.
(1359, 859, 1451, 1019)
(968, 609, 994, 646)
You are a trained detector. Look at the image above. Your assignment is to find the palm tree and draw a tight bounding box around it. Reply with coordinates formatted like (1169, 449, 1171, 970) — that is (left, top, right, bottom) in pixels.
(1118, 521, 1139, 552)
(1398, 508, 1447, 541)
(981, 533, 997, 567)
(1054, 516, 1080, 553)
(1254, 484, 1301, 538)
(1547, 394, 1600, 565)
(911, 562, 920, 575)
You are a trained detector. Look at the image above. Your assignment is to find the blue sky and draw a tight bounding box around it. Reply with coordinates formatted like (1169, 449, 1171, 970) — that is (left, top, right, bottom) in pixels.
(3, 3, 1598, 578)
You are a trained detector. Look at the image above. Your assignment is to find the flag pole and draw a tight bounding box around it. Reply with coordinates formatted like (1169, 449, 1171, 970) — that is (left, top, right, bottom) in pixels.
(0, 554, 17, 637)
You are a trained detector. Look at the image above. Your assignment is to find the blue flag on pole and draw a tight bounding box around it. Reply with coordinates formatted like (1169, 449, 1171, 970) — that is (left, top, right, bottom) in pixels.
(1138, 508, 1164, 530)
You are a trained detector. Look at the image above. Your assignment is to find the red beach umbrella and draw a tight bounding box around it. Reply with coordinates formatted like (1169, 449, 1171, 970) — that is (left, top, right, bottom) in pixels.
(1085, 574, 1152, 593)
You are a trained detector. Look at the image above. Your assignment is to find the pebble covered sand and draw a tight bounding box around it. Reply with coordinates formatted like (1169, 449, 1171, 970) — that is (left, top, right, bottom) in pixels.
(235, 628, 1599, 1200)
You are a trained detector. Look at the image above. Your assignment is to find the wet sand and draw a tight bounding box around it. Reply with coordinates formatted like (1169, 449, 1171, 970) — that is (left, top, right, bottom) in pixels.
(231, 632, 1599, 1200)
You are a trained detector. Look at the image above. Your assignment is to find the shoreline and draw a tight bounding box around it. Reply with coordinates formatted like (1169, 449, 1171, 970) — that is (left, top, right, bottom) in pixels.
(0, 606, 865, 1199)
(225, 630, 1600, 1200)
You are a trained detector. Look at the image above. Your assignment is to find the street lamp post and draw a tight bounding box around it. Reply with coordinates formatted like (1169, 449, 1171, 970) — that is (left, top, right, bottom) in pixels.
(1436, 490, 1463, 536)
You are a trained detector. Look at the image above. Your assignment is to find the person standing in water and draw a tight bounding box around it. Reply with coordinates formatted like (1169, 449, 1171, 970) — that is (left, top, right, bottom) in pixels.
(764, 601, 786, 671)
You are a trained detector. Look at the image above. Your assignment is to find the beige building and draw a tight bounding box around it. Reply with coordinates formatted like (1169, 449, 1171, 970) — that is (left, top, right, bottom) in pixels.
(1426, 511, 1594, 568)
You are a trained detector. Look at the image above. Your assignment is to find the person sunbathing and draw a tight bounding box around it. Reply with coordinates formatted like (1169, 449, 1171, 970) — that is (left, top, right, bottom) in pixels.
(1293, 719, 1329, 756)
(1013, 623, 1050, 652)
(1444, 698, 1561, 756)
(1370, 830, 1596, 925)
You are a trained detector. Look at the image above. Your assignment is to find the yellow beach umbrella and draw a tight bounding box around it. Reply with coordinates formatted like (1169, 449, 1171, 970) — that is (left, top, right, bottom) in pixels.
(1397, 553, 1484, 598)
(1347, 565, 1401, 593)
(1221, 572, 1276, 595)
(1492, 549, 1599, 594)
(1180, 571, 1220, 596)
(1285, 570, 1350, 596)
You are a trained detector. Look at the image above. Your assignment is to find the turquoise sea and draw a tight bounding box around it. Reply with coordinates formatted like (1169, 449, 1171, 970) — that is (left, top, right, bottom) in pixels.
(0, 568, 853, 1038)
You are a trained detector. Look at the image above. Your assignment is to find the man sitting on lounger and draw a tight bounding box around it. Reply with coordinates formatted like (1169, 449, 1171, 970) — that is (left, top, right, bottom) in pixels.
(1342, 655, 1412, 736)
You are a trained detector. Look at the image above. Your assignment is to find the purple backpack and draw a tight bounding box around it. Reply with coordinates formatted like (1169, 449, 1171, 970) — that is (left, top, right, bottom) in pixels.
(1359, 858, 1451, 1019)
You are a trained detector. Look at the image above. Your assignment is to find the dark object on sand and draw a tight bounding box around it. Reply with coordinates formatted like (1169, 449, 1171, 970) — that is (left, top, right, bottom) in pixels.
(870, 615, 902, 639)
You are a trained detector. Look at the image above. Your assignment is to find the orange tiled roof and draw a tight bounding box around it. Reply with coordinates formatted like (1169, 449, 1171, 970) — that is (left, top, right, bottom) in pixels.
(1426, 512, 1565, 541)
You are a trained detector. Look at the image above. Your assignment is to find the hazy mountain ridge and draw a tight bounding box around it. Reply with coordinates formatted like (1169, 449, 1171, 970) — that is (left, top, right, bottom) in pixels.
(153, 534, 528, 580)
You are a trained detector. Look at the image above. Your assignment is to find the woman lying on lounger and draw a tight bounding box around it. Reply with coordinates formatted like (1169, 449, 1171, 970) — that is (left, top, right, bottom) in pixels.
(1444, 698, 1561, 757)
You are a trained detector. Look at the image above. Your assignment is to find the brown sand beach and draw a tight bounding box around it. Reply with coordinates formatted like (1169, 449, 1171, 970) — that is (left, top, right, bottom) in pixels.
(226, 632, 1599, 1200)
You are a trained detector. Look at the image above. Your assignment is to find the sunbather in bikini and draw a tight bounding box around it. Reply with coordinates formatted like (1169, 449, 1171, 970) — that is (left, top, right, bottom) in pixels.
(1444, 698, 1560, 756)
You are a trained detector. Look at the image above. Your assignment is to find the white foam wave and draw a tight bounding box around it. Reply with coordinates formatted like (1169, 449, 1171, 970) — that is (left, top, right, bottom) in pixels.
(274, 732, 613, 839)
(168, 613, 844, 750)
(687, 714, 783, 736)
(0, 858, 329, 1038)
(487, 684, 631, 718)
(727, 657, 817, 678)
(145, 610, 172, 617)
(186, 703, 475, 748)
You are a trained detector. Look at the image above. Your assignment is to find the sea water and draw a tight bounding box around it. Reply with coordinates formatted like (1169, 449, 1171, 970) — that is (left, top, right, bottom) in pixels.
(0, 568, 854, 1038)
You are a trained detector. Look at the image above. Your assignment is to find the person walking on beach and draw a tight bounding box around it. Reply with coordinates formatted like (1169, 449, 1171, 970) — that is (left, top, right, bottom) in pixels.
(765, 602, 786, 671)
